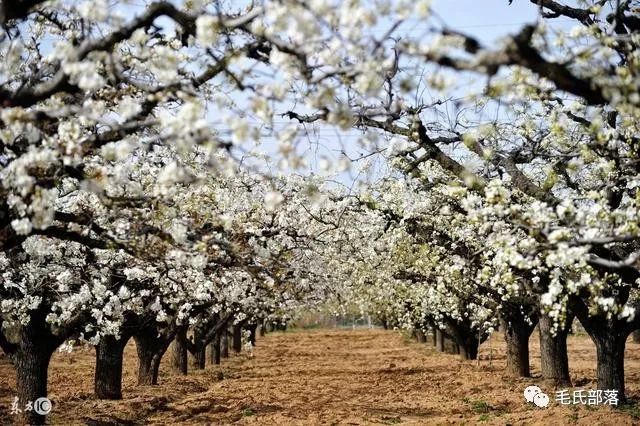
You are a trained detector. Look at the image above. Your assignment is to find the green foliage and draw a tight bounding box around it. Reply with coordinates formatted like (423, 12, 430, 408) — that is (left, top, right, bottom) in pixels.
(469, 400, 491, 414)
(381, 415, 402, 424)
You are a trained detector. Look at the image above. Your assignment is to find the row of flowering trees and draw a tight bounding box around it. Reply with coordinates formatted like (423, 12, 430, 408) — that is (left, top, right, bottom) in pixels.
(0, 1, 376, 422)
(313, 0, 640, 406)
(1, 0, 639, 422)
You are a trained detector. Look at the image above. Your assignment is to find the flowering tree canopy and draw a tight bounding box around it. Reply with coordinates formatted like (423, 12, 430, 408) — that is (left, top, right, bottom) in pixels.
(1, 0, 640, 422)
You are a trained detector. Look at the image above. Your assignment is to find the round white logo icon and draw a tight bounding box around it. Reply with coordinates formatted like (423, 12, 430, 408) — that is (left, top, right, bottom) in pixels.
(34, 397, 52, 415)
(524, 385, 542, 402)
(533, 392, 550, 408)
(524, 385, 549, 408)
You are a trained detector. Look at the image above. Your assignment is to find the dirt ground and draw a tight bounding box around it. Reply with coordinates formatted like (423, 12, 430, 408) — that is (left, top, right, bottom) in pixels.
(2, 328, 640, 425)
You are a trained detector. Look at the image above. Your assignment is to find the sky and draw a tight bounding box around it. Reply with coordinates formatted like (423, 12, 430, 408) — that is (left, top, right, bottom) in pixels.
(433, 0, 541, 42)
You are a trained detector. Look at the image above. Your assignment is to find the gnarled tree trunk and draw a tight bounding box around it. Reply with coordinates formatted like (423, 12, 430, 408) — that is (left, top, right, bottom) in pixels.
(446, 320, 485, 361)
(539, 313, 572, 386)
(95, 334, 131, 399)
(458, 340, 477, 360)
(15, 339, 56, 425)
(134, 323, 173, 385)
(573, 296, 632, 402)
(171, 326, 188, 375)
(590, 327, 628, 401)
(501, 309, 537, 377)
(13, 310, 65, 425)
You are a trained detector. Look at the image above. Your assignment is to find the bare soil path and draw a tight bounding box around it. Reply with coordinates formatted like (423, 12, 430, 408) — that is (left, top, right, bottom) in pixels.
(2, 328, 640, 424)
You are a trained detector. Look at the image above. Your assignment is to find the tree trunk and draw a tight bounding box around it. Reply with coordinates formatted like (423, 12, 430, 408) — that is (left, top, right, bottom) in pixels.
(248, 323, 257, 346)
(189, 329, 205, 370)
(171, 327, 188, 375)
(502, 314, 536, 377)
(591, 331, 627, 401)
(95, 334, 130, 399)
(415, 329, 427, 343)
(435, 329, 444, 352)
(443, 336, 458, 354)
(632, 330, 640, 343)
(232, 324, 242, 353)
(259, 322, 266, 337)
(221, 329, 229, 358)
(539, 314, 571, 386)
(136, 344, 161, 385)
(572, 295, 630, 402)
(15, 342, 54, 425)
(194, 345, 206, 369)
(459, 340, 478, 360)
(209, 333, 221, 365)
(14, 316, 61, 425)
(134, 325, 172, 386)
(447, 320, 485, 361)
(431, 327, 437, 346)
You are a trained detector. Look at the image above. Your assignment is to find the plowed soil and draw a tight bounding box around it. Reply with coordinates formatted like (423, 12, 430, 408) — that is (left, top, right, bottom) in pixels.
(2, 328, 640, 425)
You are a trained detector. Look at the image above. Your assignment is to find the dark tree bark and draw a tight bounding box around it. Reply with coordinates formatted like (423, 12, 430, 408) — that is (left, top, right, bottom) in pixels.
(415, 328, 427, 343)
(539, 313, 572, 386)
(209, 332, 221, 365)
(15, 336, 56, 425)
(632, 329, 640, 343)
(592, 331, 627, 399)
(95, 334, 130, 399)
(381, 318, 389, 330)
(501, 308, 537, 377)
(221, 329, 229, 358)
(193, 328, 206, 370)
(171, 326, 188, 375)
(135, 342, 162, 385)
(445, 319, 485, 361)
(572, 296, 633, 402)
(232, 324, 242, 353)
(12, 309, 65, 425)
(459, 340, 478, 360)
(248, 323, 257, 346)
(259, 321, 266, 337)
(133, 323, 173, 385)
